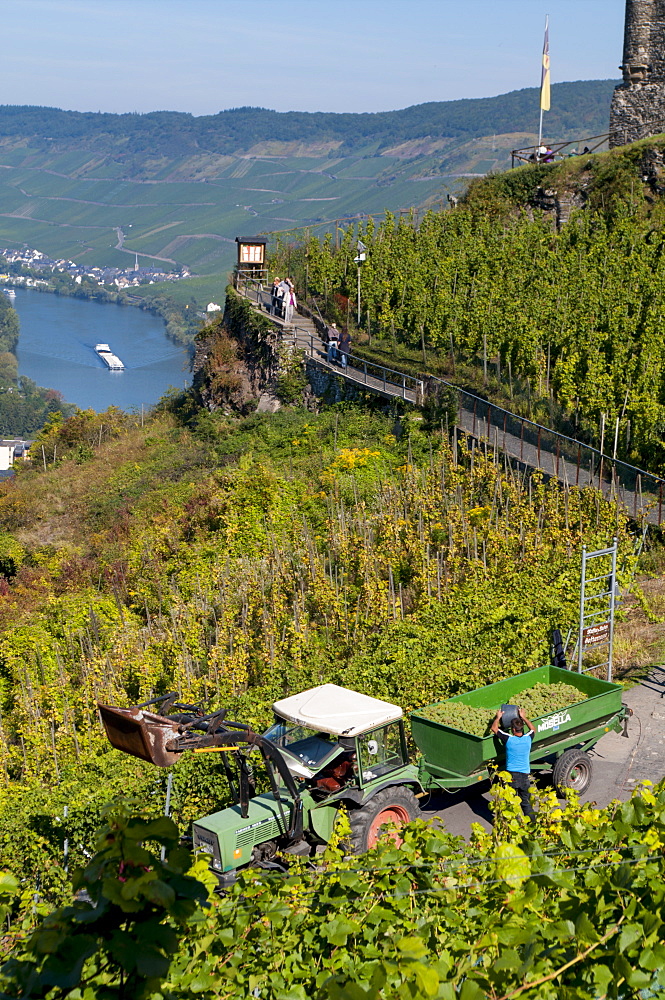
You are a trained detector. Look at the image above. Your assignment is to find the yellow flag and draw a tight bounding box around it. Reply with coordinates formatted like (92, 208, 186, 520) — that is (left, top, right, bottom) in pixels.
(540, 17, 551, 112)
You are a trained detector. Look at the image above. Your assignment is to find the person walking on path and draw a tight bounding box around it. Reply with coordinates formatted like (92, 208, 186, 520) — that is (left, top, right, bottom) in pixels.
(283, 280, 297, 326)
(276, 278, 290, 319)
(327, 323, 339, 363)
(338, 329, 351, 369)
(490, 707, 536, 819)
(270, 278, 281, 316)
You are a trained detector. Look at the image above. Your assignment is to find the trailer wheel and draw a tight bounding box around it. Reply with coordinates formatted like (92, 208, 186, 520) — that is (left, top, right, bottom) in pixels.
(553, 750, 593, 796)
(349, 787, 419, 853)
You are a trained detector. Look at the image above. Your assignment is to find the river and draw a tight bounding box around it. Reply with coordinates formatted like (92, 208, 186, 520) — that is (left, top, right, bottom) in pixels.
(10, 288, 191, 411)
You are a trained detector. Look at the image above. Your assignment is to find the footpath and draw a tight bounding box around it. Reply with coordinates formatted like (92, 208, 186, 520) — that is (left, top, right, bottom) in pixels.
(237, 281, 665, 524)
(424, 667, 665, 836)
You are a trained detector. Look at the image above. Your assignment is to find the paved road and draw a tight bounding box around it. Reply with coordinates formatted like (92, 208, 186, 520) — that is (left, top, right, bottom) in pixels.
(421, 669, 665, 837)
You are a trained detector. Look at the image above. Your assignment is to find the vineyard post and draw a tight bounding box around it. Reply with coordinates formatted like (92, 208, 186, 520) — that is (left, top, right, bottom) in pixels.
(160, 772, 173, 862)
(63, 804, 69, 873)
(537, 426, 541, 467)
(576, 444, 581, 486)
(483, 334, 488, 384)
(577, 545, 587, 673)
(633, 475, 638, 519)
(520, 419, 524, 463)
(608, 537, 618, 682)
(612, 417, 620, 460)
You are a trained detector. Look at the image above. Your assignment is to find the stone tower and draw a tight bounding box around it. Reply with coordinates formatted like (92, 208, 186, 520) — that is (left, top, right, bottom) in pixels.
(610, 0, 665, 146)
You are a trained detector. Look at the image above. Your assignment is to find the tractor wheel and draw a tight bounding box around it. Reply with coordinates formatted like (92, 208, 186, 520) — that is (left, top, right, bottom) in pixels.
(349, 786, 419, 854)
(553, 749, 593, 796)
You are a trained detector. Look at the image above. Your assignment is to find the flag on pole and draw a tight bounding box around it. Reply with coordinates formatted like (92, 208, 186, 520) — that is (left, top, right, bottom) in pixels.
(540, 16, 551, 112)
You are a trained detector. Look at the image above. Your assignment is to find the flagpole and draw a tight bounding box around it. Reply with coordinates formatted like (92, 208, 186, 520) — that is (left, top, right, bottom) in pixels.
(538, 14, 550, 154)
(538, 107, 544, 150)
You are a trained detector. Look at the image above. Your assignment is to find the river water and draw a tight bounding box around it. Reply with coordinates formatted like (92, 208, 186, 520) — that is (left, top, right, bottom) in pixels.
(10, 288, 191, 412)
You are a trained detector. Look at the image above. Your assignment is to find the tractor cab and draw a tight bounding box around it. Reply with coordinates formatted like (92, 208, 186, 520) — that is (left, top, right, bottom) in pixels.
(97, 684, 415, 885)
(266, 684, 407, 789)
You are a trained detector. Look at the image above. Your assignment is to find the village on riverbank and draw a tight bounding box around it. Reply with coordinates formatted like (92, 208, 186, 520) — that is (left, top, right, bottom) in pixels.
(0, 244, 191, 291)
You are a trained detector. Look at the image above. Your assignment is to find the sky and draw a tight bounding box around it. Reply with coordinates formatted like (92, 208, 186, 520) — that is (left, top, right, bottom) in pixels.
(0, 0, 626, 116)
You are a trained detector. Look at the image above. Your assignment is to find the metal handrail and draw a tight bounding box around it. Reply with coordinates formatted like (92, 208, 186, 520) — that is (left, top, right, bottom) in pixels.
(283, 328, 422, 400)
(511, 133, 609, 168)
(427, 374, 665, 487)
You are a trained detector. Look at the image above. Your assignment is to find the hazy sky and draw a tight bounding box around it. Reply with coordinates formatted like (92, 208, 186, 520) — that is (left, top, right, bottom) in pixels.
(0, 0, 626, 116)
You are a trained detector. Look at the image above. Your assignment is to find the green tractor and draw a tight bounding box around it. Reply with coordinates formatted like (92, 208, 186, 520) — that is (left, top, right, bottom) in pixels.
(99, 684, 422, 886)
(100, 666, 628, 885)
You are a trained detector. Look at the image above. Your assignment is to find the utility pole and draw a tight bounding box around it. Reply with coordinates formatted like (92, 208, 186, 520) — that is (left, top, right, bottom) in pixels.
(355, 240, 366, 325)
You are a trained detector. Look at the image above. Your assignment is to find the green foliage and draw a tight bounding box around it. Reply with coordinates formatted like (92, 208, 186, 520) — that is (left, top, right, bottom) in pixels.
(0, 294, 19, 355)
(1, 806, 208, 999)
(5, 782, 665, 998)
(272, 200, 665, 471)
(0, 402, 636, 909)
(0, 82, 615, 157)
(276, 347, 308, 405)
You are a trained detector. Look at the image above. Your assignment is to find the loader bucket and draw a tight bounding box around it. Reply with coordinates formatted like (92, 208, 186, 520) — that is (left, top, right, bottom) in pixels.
(98, 704, 182, 767)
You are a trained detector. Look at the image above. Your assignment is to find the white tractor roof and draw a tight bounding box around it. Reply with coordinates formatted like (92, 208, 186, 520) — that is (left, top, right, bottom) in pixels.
(272, 684, 402, 737)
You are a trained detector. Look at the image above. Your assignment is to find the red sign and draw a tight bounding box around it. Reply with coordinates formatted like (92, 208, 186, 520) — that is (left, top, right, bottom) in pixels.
(582, 622, 610, 647)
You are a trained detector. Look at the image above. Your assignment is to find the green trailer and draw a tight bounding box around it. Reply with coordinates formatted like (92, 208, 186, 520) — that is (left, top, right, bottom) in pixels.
(99, 666, 628, 885)
(411, 665, 626, 794)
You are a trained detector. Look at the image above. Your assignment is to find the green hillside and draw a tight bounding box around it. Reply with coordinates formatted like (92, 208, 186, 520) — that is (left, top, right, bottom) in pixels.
(0, 81, 616, 304)
(0, 80, 615, 154)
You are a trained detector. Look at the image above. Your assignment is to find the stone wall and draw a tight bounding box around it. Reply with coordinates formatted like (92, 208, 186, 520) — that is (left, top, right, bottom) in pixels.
(304, 360, 363, 405)
(610, 0, 665, 146)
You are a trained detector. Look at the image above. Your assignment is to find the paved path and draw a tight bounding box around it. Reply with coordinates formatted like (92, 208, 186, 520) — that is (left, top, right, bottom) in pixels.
(245, 283, 422, 403)
(237, 283, 664, 524)
(422, 669, 665, 837)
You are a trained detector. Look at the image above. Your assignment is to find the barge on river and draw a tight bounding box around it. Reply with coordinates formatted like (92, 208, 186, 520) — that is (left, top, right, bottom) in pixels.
(95, 343, 124, 371)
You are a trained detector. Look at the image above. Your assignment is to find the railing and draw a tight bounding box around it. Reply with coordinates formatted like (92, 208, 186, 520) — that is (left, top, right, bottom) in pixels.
(328, 351, 424, 401)
(234, 280, 665, 523)
(431, 375, 665, 524)
(235, 273, 265, 304)
(510, 133, 609, 168)
(283, 328, 424, 401)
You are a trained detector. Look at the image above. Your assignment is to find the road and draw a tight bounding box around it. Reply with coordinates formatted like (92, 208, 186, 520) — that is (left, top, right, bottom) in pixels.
(421, 668, 665, 836)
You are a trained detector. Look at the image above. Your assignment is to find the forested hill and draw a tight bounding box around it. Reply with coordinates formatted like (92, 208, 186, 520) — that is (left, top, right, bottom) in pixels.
(0, 79, 616, 156)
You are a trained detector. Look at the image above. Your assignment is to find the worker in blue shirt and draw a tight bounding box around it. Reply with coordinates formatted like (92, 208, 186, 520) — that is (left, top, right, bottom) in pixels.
(491, 707, 536, 819)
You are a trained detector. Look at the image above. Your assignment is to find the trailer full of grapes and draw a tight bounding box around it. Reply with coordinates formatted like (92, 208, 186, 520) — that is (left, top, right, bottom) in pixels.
(411, 665, 626, 793)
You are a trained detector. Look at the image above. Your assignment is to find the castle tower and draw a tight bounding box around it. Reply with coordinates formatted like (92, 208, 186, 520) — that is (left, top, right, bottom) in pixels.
(610, 0, 665, 146)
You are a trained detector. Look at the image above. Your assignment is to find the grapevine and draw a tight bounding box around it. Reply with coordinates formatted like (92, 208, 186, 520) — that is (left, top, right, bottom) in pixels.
(270, 203, 665, 470)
